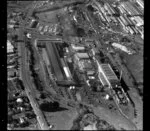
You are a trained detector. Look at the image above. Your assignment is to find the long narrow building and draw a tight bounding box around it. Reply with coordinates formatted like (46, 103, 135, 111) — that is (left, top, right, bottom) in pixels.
(96, 61, 119, 88)
(46, 42, 65, 81)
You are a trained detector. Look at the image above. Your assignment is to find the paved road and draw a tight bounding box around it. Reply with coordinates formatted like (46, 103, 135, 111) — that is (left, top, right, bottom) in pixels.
(18, 29, 50, 130)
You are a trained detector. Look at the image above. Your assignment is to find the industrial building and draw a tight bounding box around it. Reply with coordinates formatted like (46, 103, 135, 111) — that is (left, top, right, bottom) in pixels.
(60, 58, 72, 80)
(112, 43, 134, 55)
(77, 59, 94, 72)
(74, 52, 90, 61)
(96, 61, 119, 88)
(45, 42, 65, 81)
(100, 64, 118, 82)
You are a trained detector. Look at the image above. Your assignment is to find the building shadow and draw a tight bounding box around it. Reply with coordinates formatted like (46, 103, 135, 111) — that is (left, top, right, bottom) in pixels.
(40, 101, 68, 112)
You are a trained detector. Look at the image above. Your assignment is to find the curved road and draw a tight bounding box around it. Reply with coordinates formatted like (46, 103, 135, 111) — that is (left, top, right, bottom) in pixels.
(19, 29, 50, 130)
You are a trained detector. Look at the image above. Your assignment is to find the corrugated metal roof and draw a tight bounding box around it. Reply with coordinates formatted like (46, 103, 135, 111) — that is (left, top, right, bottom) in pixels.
(76, 53, 89, 59)
(100, 64, 118, 81)
(98, 72, 109, 86)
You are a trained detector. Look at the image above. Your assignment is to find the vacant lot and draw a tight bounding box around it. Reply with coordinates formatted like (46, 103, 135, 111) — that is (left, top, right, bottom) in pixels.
(120, 52, 143, 83)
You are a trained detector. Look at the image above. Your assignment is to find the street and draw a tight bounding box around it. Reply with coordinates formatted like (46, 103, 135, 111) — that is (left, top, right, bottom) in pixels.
(18, 28, 50, 130)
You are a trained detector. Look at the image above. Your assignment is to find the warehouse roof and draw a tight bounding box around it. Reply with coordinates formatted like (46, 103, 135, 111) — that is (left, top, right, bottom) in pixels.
(75, 52, 89, 59)
(100, 64, 118, 81)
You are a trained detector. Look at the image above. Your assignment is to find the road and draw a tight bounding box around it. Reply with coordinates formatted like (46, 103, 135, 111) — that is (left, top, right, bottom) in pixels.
(18, 28, 50, 130)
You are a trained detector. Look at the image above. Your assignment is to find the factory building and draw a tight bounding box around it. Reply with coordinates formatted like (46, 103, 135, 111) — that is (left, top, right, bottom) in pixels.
(60, 58, 72, 80)
(96, 61, 119, 88)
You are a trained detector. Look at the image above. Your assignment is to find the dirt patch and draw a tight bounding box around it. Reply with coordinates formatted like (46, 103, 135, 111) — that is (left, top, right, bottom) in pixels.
(120, 52, 143, 83)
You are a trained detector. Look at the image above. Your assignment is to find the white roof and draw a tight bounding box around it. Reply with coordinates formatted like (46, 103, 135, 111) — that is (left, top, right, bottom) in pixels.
(71, 44, 85, 50)
(84, 124, 97, 130)
(112, 43, 131, 54)
(7, 40, 14, 53)
(76, 52, 89, 59)
(16, 98, 23, 103)
(8, 24, 14, 28)
(100, 64, 118, 81)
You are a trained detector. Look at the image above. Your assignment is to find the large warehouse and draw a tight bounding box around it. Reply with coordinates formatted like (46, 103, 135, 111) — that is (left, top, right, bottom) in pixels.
(97, 62, 119, 87)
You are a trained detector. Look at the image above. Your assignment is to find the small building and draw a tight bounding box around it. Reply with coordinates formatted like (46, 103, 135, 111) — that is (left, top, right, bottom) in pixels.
(8, 68, 17, 80)
(7, 40, 14, 54)
(16, 98, 23, 103)
(112, 43, 133, 54)
(71, 44, 85, 51)
(29, 19, 38, 28)
(44, 25, 49, 32)
(87, 70, 95, 76)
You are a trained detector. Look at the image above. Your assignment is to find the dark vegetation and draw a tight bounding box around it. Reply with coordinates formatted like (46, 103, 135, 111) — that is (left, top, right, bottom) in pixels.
(96, 119, 116, 130)
(76, 28, 86, 37)
(26, 40, 44, 91)
(87, 5, 96, 12)
(40, 101, 68, 112)
(16, 79, 25, 90)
